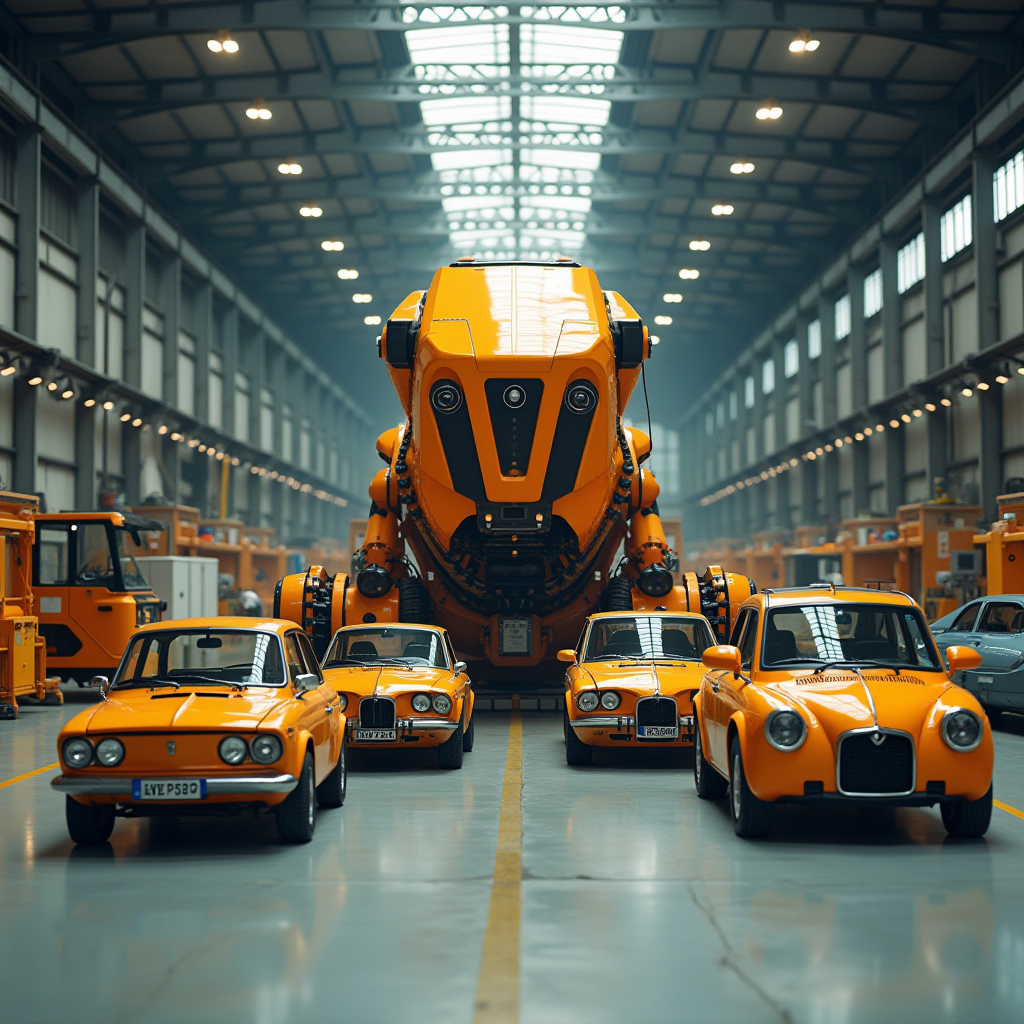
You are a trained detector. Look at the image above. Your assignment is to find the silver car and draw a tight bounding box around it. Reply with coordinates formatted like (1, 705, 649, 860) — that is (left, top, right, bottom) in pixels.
(931, 597, 1024, 719)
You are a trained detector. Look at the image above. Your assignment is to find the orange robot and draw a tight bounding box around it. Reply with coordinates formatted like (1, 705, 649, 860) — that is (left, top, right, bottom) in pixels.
(276, 259, 753, 683)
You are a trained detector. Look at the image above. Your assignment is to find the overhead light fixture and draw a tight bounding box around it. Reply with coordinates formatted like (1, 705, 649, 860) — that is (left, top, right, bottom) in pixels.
(789, 30, 820, 53)
(662, 293, 683, 303)
(996, 372, 1010, 384)
(912, 408, 923, 417)
(364, 315, 382, 326)
(0, 365, 15, 377)
(322, 239, 345, 252)
(61, 385, 74, 400)
(120, 412, 132, 422)
(298, 204, 321, 218)
(279, 161, 303, 175)
(654, 315, 673, 326)
(890, 419, 900, 429)
(83, 398, 96, 408)
(46, 380, 58, 392)
(864, 426, 873, 436)
(977, 381, 990, 390)
(901, 413, 911, 423)
(925, 402, 937, 412)
(756, 100, 784, 120)
(689, 239, 711, 251)
(730, 160, 755, 174)
(208, 30, 239, 54)
(102, 399, 114, 411)
(941, 397, 953, 407)
(678, 268, 700, 279)
(650, 335, 661, 346)
(711, 203, 734, 216)
(1018, 367, 1024, 376)
(0, 353, 17, 376)
(353, 293, 373, 303)
(961, 387, 973, 397)
(854, 432, 864, 441)
(245, 99, 272, 120)
(337, 268, 359, 279)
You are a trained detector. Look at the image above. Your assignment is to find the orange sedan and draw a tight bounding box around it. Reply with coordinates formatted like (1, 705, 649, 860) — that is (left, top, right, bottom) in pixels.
(694, 587, 991, 839)
(52, 619, 346, 845)
(320, 624, 474, 769)
(560, 612, 714, 765)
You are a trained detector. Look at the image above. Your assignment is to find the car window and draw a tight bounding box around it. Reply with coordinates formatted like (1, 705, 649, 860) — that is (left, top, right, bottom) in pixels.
(322, 627, 448, 668)
(582, 616, 714, 662)
(738, 612, 758, 670)
(948, 603, 982, 632)
(295, 632, 324, 680)
(284, 633, 306, 682)
(729, 609, 749, 646)
(977, 602, 1024, 634)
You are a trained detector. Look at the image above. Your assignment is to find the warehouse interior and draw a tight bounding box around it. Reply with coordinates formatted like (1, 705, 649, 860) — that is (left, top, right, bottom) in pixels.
(1, 3, 1024, 1023)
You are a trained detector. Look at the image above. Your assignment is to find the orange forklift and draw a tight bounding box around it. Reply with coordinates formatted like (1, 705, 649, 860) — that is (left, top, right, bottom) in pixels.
(33, 510, 164, 685)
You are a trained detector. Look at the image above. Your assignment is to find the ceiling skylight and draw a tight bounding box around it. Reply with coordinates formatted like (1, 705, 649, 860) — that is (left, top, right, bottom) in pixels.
(405, 8, 624, 260)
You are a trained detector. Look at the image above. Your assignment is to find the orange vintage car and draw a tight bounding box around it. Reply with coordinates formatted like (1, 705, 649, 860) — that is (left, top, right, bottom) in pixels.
(560, 611, 715, 765)
(52, 618, 346, 845)
(320, 623, 474, 769)
(694, 587, 991, 838)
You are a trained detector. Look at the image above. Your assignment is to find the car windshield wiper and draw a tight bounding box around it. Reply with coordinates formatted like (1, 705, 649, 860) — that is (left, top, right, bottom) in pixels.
(764, 657, 827, 667)
(812, 660, 897, 674)
(165, 674, 250, 689)
(113, 677, 181, 691)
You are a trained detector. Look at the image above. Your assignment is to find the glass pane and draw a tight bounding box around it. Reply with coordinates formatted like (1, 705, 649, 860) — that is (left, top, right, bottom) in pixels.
(37, 527, 69, 585)
(115, 631, 286, 687)
(949, 604, 981, 632)
(75, 523, 117, 585)
(582, 617, 713, 662)
(324, 627, 448, 668)
(977, 602, 1024, 633)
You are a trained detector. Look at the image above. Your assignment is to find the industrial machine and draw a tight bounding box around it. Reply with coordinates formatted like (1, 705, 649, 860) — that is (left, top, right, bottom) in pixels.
(974, 491, 1024, 597)
(276, 259, 754, 682)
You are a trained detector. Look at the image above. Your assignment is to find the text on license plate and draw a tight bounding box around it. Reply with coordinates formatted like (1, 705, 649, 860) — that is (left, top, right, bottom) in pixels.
(357, 729, 396, 742)
(132, 779, 206, 800)
(637, 725, 678, 739)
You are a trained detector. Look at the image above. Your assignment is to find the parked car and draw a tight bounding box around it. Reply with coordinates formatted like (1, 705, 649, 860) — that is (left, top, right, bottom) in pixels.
(320, 624, 474, 769)
(560, 611, 713, 765)
(694, 586, 992, 839)
(931, 596, 1024, 719)
(52, 619, 347, 845)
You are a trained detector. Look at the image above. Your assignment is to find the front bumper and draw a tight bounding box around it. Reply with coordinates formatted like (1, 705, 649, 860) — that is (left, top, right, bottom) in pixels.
(348, 717, 459, 736)
(569, 714, 695, 734)
(51, 772, 298, 796)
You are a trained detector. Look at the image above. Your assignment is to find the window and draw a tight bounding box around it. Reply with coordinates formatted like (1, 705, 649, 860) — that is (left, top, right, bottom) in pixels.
(36, 526, 69, 585)
(582, 615, 713, 662)
(993, 150, 1024, 223)
(834, 294, 851, 340)
(977, 602, 1024, 634)
(940, 195, 972, 262)
(784, 339, 799, 378)
(323, 627, 449, 668)
(705, 411, 714, 437)
(728, 391, 738, 421)
(294, 631, 324, 679)
(744, 375, 755, 409)
(897, 232, 925, 293)
(738, 612, 759, 670)
(863, 268, 882, 318)
(807, 319, 821, 359)
(715, 401, 725, 427)
(284, 634, 306, 682)
(762, 358, 775, 395)
(947, 603, 981, 632)
(75, 523, 116, 586)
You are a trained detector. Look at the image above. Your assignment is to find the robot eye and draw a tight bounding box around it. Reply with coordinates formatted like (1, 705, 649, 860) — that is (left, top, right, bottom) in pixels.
(564, 380, 598, 415)
(430, 380, 464, 414)
(503, 385, 526, 409)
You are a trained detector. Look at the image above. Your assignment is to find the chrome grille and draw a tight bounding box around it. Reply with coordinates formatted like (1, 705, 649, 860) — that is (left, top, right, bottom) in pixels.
(837, 730, 914, 795)
(635, 696, 677, 727)
(359, 697, 396, 729)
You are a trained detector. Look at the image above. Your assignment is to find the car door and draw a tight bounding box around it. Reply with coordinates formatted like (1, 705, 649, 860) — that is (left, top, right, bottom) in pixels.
(972, 600, 1024, 709)
(286, 631, 330, 780)
(713, 610, 758, 762)
(705, 609, 755, 767)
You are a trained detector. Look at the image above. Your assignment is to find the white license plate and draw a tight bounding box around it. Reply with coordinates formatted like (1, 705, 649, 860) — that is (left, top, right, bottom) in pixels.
(132, 779, 206, 800)
(978, 675, 993, 685)
(357, 729, 397, 742)
(637, 725, 678, 739)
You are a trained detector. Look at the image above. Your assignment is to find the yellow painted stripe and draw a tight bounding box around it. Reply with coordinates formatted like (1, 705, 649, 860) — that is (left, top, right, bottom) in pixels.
(474, 712, 522, 1024)
(0, 762, 59, 790)
(995, 799, 1024, 821)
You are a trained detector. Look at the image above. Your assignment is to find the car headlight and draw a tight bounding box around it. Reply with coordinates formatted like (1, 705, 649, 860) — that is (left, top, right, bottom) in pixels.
(941, 708, 983, 752)
(250, 734, 283, 764)
(764, 709, 807, 751)
(356, 564, 393, 598)
(336, 693, 348, 712)
(95, 738, 125, 767)
(219, 735, 248, 765)
(63, 737, 93, 769)
(600, 691, 621, 710)
(411, 694, 431, 713)
(637, 564, 674, 598)
(577, 691, 600, 712)
(432, 693, 453, 715)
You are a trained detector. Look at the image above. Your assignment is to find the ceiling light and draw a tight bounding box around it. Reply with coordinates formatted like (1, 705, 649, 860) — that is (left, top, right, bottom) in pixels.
(0, 364, 16, 376)
(279, 161, 303, 175)
(890, 419, 900, 428)
(132, 417, 143, 427)
(208, 30, 239, 54)
(941, 397, 953, 407)
(756, 100, 784, 120)
(1019, 367, 1024, 376)
(730, 161, 755, 174)
(834, 439, 843, 447)
(245, 99, 272, 120)
(925, 403, 936, 412)
(353, 293, 373, 303)
(299, 204, 321, 218)
(650, 335, 660, 346)
(901, 413, 912, 423)
(854, 432, 864, 441)
(913, 408, 923, 417)
(977, 381, 990, 390)
(961, 387, 973, 397)
(864, 427, 873, 436)
(102, 400, 114, 411)
(61, 387, 74, 400)
(337, 269, 359, 279)
(662, 293, 683, 303)
(678, 268, 700, 279)
(46, 380, 57, 392)
(824, 444, 833, 453)
(711, 203, 734, 216)
(876, 423, 885, 432)
(654, 315, 673, 326)
(996, 373, 1010, 384)
(689, 239, 711, 251)
(789, 30, 820, 54)
(120, 412, 131, 422)
(364, 315, 382, 326)
(322, 239, 345, 252)
(83, 398, 96, 408)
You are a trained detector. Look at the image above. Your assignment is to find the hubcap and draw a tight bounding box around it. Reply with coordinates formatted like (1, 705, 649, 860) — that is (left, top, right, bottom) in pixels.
(731, 753, 742, 820)
(307, 773, 314, 826)
(695, 731, 702, 783)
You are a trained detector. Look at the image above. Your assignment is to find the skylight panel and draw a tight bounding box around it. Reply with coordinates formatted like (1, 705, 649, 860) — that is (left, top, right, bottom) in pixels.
(521, 96, 611, 127)
(420, 97, 510, 126)
(431, 149, 512, 171)
(442, 195, 511, 214)
(522, 149, 601, 171)
(521, 194, 592, 214)
(405, 25, 509, 64)
(521, 25, 623, 65)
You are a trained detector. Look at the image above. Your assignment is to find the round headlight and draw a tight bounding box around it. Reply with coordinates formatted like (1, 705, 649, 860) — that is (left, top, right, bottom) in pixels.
(63, 737, 93, 769)
(764, 709, 806, 751)
(564, 379, 598, 415)
(357, 564, 393, 599)
(430, 379, 464, 415)
(577, 691, 600, 712)
(219, 735, 248, 765)
(942, 708, 983, 752)
(600, 690, 621, 710)
(411, 694, 431, 713)
(432, 693, 453, 715)
(637, 564, 674, 598)
(250, 734, 283, 764)
(95, 738, 125, 767)
(336, 693, 348, 712)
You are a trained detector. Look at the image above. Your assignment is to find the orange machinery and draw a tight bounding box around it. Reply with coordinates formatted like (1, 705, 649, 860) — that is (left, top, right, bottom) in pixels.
(783, 526, 844, 587)
(348, 518, 368, 574)
(0, 491, 60, 718)
(840, 516, 899, 588)
(659, 517, 684, 583)
(974, 491, 1024, 597)
(744, 532, 787, 591)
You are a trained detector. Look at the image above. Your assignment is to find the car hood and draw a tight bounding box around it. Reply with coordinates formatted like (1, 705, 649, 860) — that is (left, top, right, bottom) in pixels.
(82, 689, 289, 732)
(580, 661, 704, 695)
(322, 665, 455, 696)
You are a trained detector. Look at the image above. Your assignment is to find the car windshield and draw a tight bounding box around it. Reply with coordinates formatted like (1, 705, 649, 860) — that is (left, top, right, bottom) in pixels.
(323, 627, 448, 668)
(115, 527, 149, 590)
(761, 603, 940, 670)
(113, 630, 287, 687)
(583, 616, 713, 662)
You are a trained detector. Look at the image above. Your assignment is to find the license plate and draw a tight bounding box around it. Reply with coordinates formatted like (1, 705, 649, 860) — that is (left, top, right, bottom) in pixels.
(637, 725, 678, 739)
(498, 617, 532, 655)
(978, 675, 993, 685)
(356, 729, 397, 742)
(132, 779, 206, 800)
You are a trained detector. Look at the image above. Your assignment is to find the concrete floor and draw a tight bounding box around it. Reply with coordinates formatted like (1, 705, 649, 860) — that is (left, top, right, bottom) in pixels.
(2, 694, 1023, 1024)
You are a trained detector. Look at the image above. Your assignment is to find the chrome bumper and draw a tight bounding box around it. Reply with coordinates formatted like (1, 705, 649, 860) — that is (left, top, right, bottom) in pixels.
(570, 714, 695, 732)
(51, 773, 298, 796)
(348, 717, 459, 735)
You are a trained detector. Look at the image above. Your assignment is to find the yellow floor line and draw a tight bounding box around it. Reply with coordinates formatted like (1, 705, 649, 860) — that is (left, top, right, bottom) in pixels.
(474, 712, 522, 1024)
(995, 799, 1024, 821)
(0, 762, 59, 790)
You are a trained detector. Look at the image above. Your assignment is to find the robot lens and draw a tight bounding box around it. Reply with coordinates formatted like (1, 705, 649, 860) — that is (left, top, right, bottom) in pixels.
(565, 380, 597, 414)
(503, 385, 526, 409)
(431, 380, 463, 414)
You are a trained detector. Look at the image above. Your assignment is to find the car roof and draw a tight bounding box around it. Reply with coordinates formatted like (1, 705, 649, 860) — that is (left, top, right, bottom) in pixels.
(752, 586, 917, 609)
(135, 618, 300, 636)
(586, 610, 709, 621)
(334, 622, 449, 638)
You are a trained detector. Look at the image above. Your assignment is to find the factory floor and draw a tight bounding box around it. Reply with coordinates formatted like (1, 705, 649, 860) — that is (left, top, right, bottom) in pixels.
(2, 695, 1024, 1024)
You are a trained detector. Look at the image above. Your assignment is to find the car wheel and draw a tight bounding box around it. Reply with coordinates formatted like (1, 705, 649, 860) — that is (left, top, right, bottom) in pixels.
(438, 717, 464, 769)
(462, 711, 475, 752)
(694, 719, 728, 799)
(564, 708, 593, 766)
(316, 738, 347, 808)
(941, 786, 993, 838)
(277, 752, 316, 843)
(65, 797, 115, 845)
(729, 736, 774, 839)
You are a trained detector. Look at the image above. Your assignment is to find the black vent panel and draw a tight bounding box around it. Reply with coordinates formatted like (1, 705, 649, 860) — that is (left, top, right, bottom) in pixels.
(484, 379, 544, 476)
(635, 696, 677, 727)
(838, 732, 914, 795)
(360, 697, 396, 729)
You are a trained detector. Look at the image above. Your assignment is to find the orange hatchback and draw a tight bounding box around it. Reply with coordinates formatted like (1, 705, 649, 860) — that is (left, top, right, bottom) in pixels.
(52, 619, 346, 845)
(694, 587, 992, 839)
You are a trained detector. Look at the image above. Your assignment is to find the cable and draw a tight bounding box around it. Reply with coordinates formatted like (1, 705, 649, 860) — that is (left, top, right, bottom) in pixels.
(641, 361, 652, 444)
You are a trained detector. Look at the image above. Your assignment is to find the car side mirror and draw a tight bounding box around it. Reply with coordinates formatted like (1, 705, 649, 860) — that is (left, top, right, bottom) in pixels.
(945, 645, 982, 675)
(557, 649, 577, 663)
(455, 661, 468, 674)
(294, 673, 319, 694)
(91, 674, 111, 697)
(702, 645, 742, 675)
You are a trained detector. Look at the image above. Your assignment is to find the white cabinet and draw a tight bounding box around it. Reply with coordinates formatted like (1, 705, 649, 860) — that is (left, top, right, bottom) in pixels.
(136, 557, 219, 620)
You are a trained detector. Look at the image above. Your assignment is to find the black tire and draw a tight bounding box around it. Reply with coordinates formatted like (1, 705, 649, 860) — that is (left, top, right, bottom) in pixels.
(694, 718, 728, 799)
(66, 797, 115, 845)
(982, 704, 1003, 723)
(564, 707, 593, 766)
(397, 577, 431, 623)
(941, 786, 993, 838)
(462, 709, 475, 752)
(438, 718, 464, 769)
(316, 738, 347, 808)
(277, 752, 316, 843)
(729, 736, 774, 839)
(600, 577, 633, 612)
